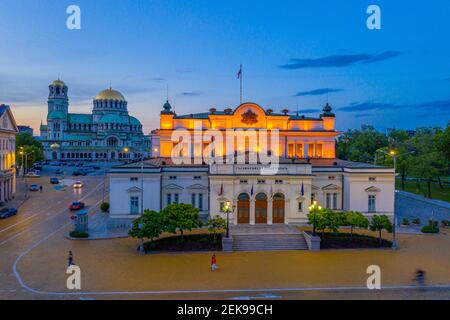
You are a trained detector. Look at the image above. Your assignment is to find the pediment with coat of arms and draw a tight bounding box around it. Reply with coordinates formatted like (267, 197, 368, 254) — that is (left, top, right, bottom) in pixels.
(241, 109, 258, 125)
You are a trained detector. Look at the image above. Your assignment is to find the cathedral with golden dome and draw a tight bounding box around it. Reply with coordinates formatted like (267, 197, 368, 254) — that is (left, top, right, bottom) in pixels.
(40, 79, 149, 161)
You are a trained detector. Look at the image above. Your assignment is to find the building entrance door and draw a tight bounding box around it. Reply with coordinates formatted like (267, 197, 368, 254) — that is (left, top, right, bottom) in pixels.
(255, 193, 267, 224)
(237, 193, 250, 224)
(272, 193, 285, 223)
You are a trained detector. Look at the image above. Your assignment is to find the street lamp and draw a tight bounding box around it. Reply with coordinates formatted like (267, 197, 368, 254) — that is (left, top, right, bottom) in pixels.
(308, 200, 322, 236)
(376, 149, 415, 250)
(222, 201, 233, 238)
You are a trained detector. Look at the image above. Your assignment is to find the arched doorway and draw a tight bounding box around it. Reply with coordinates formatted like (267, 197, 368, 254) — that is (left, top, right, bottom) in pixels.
(255, 193, 267, 224)
(272, 193, 285, 224)
(237, 193, 250, 224)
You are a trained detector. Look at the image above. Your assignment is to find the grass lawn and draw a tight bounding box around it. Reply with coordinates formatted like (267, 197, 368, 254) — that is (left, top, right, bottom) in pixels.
(396, 178, 450, 203)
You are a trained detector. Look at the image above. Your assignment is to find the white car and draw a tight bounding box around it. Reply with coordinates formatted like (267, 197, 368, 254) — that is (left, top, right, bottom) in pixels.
(25, 171, 41, 178)
(73, 181, 83, 188)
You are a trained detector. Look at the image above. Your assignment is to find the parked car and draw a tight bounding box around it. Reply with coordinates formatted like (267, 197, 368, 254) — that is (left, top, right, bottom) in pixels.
(92, 166, 101, 170)
(32, 165, 43, 171)
(0, 207, 18, 219)
(55, 169, 63, 174)
(69, 201, 85, 211)
(73, 169, 88, 176)
(50, 177, 59, 184)
(29, 184, 40, 191)
(26, 171, 40, 178)
(73, 181, 83, 188)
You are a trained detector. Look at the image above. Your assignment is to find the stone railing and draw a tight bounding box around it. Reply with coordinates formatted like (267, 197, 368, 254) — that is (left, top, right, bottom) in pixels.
(303, 231, 321, 251)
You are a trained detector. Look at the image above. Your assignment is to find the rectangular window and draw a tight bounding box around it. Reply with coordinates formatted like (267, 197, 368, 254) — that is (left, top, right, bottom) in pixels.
(130, 196, 139, 215)
(369, 177, 376, 181)
(275, 179, 283, 184)
(193, 176, 202, 180)
(308, 143, 314, 158)
(298, 202, 303, 212)
(130, 177, 138, 181)
(167, 193, 172, 205)
(169, 176, 177, 180)
(198, 194, 203, 210)
(174, 193, 179, 204)
(191, 193, 196, 207)
(288, 144, 294, 158)
(368, 195, 376, 212)
(328, 176, 336, 180)
(326, 193, 331, 209)
(296, 144, 303, 158)
(316, 144, 323, 158)
(240, 180, 248, 184)
(333, 193, 338, 210)
(257, 180, 266, 184)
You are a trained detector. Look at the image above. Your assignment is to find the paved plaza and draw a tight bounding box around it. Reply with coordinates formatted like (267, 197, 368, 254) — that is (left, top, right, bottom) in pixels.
(0, 169, 449, 300)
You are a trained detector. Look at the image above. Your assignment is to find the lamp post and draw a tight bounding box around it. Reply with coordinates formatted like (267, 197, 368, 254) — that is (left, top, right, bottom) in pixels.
(308, 200, 322, 236)
(376, 149, 415, 250)
(223, 201, 232, 238)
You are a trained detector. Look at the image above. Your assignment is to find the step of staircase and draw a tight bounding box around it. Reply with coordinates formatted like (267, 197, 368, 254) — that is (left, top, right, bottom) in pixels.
(231, 233, 308, 252)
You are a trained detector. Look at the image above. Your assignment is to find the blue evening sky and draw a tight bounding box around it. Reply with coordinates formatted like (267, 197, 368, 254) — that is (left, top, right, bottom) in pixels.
(0, 0, 449, 133)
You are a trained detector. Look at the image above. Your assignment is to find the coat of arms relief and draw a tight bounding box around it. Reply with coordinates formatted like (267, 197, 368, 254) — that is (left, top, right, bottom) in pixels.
(241, 109, 258, 125)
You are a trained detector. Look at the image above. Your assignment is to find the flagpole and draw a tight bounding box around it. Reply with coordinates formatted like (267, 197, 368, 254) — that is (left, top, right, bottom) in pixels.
(240, 64, 243, 104)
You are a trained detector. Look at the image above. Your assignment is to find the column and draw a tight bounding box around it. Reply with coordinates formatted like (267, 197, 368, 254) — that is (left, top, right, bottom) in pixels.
(303, 143, 309, 158)
(249, 199, 255, 225)
(0, 181, 3, 203)
(267, 197, 273, 225)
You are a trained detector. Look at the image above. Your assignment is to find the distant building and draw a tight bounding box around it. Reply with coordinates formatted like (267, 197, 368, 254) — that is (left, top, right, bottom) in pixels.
(40, 79, 150, 161)
(0, 104, 18, 204)
(18, 125, 33, 136)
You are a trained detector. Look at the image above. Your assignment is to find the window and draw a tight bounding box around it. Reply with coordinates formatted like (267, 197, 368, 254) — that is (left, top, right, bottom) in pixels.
(257, 180, 266, 184)
(328, 176, 336, 180)
(130, 177, 138, 181)
(169, 176, 177, 180)
(174, 193, 179, 204)
(167, 193, 172, 205)
(369, 177, 376, 181)
(193, 176, 201, 180)
(296, 144, 303, 158)
(240, 180, 248, 184)
(198, 194, 203, 210)
(333, 193, 338, 210)
(326, 193, 331, 209)
(368, 195, 376, 212)
(130, 196, 139, 215)
(311, 193, 316, 202)
(191, 193, 196, 207)
(275, 179, 283, 184)
(298, 201, 303, 212)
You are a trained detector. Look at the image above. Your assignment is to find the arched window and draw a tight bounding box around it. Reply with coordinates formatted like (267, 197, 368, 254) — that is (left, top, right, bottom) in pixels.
(107, 137, 119, 147)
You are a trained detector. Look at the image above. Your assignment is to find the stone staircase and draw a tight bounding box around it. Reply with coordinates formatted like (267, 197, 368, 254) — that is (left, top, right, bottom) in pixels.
(231, 232, 308, 252)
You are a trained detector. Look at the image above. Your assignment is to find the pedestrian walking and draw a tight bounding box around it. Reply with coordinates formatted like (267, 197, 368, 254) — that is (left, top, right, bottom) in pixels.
(413, 269, 426, 291)
(68, 251, 74, 267)
(39, 185, 43, 192)
(211, 253, 219, 271)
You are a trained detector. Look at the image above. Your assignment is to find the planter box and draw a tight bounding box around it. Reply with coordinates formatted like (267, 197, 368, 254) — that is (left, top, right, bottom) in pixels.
(303, 231, 321, 251)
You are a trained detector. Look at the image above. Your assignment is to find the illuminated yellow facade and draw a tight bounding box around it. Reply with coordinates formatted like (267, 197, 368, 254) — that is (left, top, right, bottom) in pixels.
(0, 104, 18, 203)
(152, 102, 337, 159)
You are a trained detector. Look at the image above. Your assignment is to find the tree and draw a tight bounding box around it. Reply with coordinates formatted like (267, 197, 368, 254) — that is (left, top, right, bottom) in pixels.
(129, 210, 165, 245)
(337, 125, 388, 163)
(369, 215, 393, 244)
(162, 203, 202, 242)
(344, 211, 369, 236)
(307, 209, 342, 239)
(207, 215, 226, 242)
(16, 132, 44, 170)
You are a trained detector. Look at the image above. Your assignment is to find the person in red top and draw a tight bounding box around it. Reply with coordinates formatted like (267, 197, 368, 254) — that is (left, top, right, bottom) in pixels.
(211, 253, 218, 271)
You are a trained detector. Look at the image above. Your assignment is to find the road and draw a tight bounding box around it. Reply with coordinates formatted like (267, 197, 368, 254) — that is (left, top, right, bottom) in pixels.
(0, 169, 105, 299)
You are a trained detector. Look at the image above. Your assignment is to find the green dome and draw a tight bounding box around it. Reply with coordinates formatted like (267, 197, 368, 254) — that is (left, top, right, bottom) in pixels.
(129, 116, 141, 125)
(98, 113, 126, 124)
(48, 111, 66, 120)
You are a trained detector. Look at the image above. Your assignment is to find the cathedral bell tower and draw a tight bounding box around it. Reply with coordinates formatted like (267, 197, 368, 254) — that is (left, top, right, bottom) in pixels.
(47, 79, 69, 142)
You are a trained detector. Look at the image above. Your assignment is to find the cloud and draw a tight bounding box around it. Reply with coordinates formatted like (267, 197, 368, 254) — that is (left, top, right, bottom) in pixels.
(301, 108, 321, 114)
(294, 88, 342, 97)
(279, 51, 401, 69)
(178, 91, 202, 97)
(338, 99, 450, 113)
(354, 113, 373, 118)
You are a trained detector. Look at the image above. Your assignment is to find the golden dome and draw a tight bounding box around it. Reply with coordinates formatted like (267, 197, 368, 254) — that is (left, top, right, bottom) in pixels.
(95, 87, 126, 101)
(51, 79, 66, 87)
